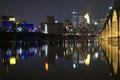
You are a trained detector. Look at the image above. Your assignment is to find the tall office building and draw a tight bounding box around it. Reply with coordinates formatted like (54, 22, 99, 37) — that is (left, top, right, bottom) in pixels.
(79, 16, 87, 27)
(72, 11, 79, 27)
(84, 13, 90, 24)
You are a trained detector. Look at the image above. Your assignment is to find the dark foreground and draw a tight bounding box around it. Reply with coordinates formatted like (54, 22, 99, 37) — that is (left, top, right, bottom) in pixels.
(0, 39, 119, 80)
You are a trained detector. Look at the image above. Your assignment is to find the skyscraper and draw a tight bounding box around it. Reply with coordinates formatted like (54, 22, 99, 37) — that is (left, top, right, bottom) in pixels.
(84, 13, 90, 24)
(72, 11, 79, 27)
(79, 16, 87, 27)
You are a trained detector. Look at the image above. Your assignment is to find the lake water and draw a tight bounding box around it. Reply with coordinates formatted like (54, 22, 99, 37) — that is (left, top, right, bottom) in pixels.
(0, 39, 119, 80)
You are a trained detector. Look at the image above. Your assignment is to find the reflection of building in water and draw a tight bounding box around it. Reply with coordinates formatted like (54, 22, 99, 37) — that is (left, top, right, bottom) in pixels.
(99, 40, 120, 80)
(0, 40, 105, 72)
(63, 40, 102, 68)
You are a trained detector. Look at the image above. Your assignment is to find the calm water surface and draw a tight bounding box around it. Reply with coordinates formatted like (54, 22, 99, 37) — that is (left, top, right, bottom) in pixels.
(0, 39, 119, 80)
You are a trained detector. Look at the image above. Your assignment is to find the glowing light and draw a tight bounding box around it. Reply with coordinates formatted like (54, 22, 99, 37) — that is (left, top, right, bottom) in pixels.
(72, 11, 78, 14)
(55, 54, 58, 59)
(21, 54, 26, 60)
(43, 24, 48, 34)
(95, 52, 99, 58)
(73, 64, 76, 69)
(84, 13, 90, 24)
(9, 17, 15, 21)
(17, 48, 23, 54)
(44, 45, 48, 56)
(55, 20, 58, 23)
(112, 10, 118, 37)
(16, 21, 20, 25)
(79, 60, 84, 64)
(85, 54, 90, 66)
(2, 59, 5, 63)
(16, 27, 22, 32)
(45, 62, 48, 71)
(34, 48, 38, 54)
(94, 22, 98, 25)
(109, 6, 112, 10)
(9, 57, 16, 65)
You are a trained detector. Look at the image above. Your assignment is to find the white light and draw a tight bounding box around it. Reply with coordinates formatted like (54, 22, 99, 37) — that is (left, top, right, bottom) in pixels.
(73, 64, 76, 69)
(17, 27, 22, 32)
(55, 20, 58, 23)
(94, 22, 98, 25)
(72, 11, 78, 14)
(79, 60, 84, 64)
(95, 52, 99, 58)
(44, 45, 48, 56)
(19, 48, 22, 55)
(55, 54, 58, 59)
(44, 24, 48, 34)
(109, 6, 112, 10)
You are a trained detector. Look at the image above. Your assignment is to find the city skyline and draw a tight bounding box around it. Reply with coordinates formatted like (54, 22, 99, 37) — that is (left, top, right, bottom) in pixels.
(0, 0, 114, 26)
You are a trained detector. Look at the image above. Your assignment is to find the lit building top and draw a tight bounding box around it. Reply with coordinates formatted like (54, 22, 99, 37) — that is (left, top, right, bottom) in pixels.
(84, 13, 90, 24)
(72, 11, 78, 14)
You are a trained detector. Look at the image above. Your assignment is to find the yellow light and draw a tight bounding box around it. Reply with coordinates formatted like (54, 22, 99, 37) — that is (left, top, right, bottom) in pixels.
(16, 21, 20, 25)
(85, 54, 90, 66)
(9, 17, 15, 21)
(9, 57, 16, 65)
(45, 62, 48, 71)
(2, 59, 5, 63)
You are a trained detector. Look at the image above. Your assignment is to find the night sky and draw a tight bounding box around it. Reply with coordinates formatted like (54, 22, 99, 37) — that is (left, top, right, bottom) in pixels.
(0, 0, 114, 26)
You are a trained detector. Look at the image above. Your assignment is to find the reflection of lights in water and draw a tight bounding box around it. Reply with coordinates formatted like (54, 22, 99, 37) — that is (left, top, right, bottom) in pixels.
(73, 63, 76, 69)
(21, 54, 26, 60)
(45, 62, 48, 71)
(39, 52, 41, 56)
(107, 44, 112, 64)
(34, 48, 38, 54)
(7, 49, 12, 55)
(64, 52, 66, 56)
(43, 45, 48, 56)
(2, 59, 5, 63)
(29, 48, 33, 53)
(76, 43, 81, 47)
(17, 48, 22, 55)
(85, 54, 90, 66)
(99, 40, 119, 76)
(94, 52, 99, 58)
(70, 47, 73, 51)
(55, 54, 58, 59)
(9, 57, 16, 65)
(112, 46, 118, 75)
(119, 50, 120, 70)
(88, 42, 91, 47)
(96, 42, 99, 46)
(79, 60, 84, 64)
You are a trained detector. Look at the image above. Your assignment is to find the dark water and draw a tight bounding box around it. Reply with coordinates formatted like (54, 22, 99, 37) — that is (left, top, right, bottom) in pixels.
(0, 39, 119, 80)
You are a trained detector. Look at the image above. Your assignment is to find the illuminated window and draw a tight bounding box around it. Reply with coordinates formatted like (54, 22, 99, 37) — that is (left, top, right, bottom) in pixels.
(9, 17, 15, 21)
